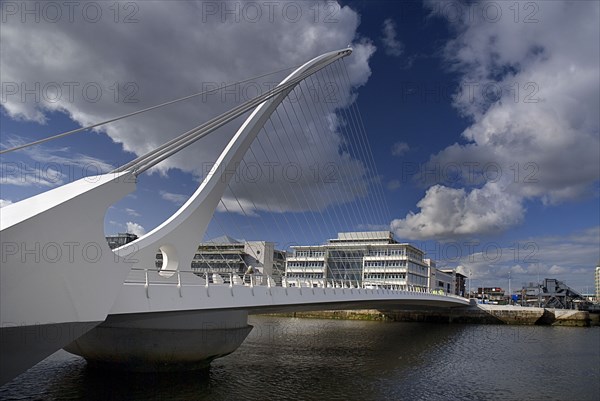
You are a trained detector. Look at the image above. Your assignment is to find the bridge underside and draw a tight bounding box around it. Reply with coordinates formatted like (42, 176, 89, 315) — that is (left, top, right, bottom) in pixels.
(0, 321, 100, 386)
(244, 299, 469, 314)
(63, 298, 467, 372)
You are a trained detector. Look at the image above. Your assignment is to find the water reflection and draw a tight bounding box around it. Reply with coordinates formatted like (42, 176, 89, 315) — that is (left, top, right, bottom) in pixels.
(1, 316, 598, 400)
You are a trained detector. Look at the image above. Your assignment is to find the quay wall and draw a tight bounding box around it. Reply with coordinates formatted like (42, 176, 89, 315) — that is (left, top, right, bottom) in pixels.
(267, 305, 596, 327)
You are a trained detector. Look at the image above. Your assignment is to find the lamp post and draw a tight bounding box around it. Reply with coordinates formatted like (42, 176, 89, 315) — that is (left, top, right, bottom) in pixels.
(508, 271, 512, 305)
(468, 270, 472, 299)
(537, 264, 542, 308)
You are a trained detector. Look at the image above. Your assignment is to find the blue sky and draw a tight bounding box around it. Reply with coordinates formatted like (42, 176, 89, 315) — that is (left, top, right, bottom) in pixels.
(1, 1, 598, 291)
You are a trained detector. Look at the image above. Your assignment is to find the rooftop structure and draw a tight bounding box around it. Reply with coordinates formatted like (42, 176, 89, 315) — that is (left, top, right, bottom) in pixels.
(106, 233, 138, 250)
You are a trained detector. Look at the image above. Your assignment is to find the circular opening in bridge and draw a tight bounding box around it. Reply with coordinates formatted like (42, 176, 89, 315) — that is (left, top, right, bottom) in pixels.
(158, 244, 179, 278)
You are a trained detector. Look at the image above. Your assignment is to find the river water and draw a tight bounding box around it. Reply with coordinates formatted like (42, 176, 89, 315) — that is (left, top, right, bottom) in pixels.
(1, 316, 598, 400)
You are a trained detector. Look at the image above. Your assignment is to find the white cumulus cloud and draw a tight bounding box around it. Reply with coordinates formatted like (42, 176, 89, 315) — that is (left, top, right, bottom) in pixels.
(393, 1, 599, 240)
(392, 183, 525, 240)
(447, 227, 599, 289)
(126, 221, 146, 237)
(1, 1, 377, 221)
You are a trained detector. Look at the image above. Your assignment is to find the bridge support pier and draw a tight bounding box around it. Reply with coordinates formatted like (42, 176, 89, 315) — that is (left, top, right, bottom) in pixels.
(64, 310, 252, 371)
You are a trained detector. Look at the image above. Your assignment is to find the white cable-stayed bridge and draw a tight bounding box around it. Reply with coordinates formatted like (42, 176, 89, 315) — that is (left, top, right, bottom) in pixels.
(0, 48, 469, 385)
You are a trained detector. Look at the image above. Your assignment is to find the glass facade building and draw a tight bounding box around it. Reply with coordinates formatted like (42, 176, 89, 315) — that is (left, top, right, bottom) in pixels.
(285, 231, 440, 290)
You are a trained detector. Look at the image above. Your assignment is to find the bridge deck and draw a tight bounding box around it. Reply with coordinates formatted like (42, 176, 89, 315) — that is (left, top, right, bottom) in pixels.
(109, 271, 470, 317)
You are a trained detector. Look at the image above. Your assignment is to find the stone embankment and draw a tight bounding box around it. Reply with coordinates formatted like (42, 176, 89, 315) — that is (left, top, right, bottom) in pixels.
(269, 304, 597, 327)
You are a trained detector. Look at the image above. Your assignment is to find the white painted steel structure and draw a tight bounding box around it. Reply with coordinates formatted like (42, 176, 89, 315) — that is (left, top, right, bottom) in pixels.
(113, 269, 469, 316)
(0, 171, 137, 384)
(1, 48, 468, 384)
(0, 48, 350, 384)
(65, 270, 468, 371)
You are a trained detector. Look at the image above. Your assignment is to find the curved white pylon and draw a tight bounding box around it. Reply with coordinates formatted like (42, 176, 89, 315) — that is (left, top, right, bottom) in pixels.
(115, 48, 352, 279)
(0, 48, 351, 383)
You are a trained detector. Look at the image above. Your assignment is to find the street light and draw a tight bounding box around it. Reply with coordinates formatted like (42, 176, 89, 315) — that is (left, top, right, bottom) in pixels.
(508, 271, 512, 305)
(468, 270, 472, 299)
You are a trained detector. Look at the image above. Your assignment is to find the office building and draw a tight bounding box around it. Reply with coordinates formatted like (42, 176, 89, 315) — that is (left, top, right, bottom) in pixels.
(285, 231, 444, 291)
(595, 264, 600, 302)
(427, 260, 454, 294)
(155, 235, 286, 280)
(439, 269, 467, 297)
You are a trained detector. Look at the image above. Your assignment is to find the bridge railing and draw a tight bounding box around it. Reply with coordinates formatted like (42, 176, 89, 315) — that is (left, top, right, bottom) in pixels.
(125, 267, 464, 299)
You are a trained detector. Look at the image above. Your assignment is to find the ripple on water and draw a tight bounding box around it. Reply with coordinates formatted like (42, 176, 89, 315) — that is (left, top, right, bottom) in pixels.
(0, 318, 598, 401)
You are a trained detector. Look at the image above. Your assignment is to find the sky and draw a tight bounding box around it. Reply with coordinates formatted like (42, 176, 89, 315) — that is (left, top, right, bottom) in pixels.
(1, 0, 599, 292)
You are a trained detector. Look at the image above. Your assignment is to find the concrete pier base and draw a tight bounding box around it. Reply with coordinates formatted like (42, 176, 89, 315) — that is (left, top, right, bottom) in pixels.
(64, 310, 252, 371)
